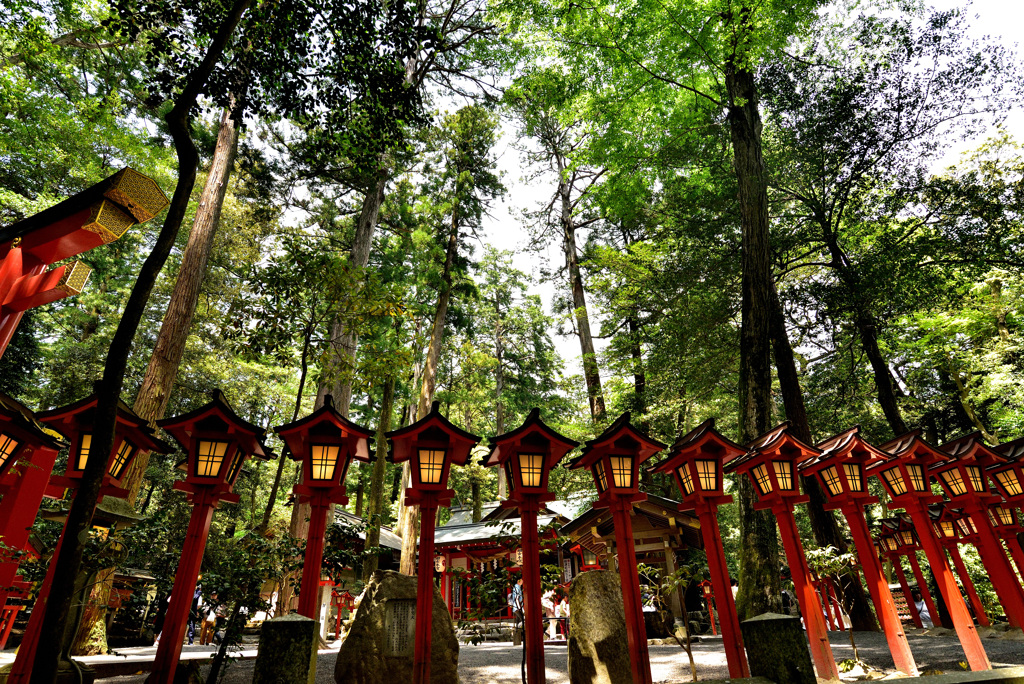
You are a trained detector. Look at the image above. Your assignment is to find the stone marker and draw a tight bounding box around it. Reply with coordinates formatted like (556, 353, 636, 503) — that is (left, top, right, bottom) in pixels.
(253, 613, 318, 684)
(335, 570, 460, 684)
(567, 569, 632, 684)
(740, 612, 816, 684)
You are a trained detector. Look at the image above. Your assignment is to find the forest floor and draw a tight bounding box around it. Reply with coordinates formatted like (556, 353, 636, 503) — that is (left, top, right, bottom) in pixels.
(71, 629, 1024, 683)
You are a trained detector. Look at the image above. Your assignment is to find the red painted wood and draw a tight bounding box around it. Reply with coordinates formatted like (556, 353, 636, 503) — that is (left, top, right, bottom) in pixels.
(962, 504, 1024, 628)
(3, 263, 73, 312)
(774, 504, 839, 680)
(298, 490, 331, 620)
(843, 505, 917, 674)
(1006, 537, 1024, 579)
(413, 498, 438, 684)
(520, 501, 546, 684)
(891, 560, 923, 628)
(0, 446, 59, 613)
(7, 517, 68, 682)
(148, 490, 217, 684)
(0, 604, 21, 650)
(948, 544, 989, 627)
(906, 552, 940, 628)
(610, 499, 653, 684)
(905, 502, 991, 670)
(696, 509, 746, 673)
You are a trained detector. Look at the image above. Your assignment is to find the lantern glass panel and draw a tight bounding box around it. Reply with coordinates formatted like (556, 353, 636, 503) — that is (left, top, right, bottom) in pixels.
(821, 466, 843, 496)
(751, 464, 773, 496)
(196, 440, 230, 477)
(956, 519, 971, 536)
(582, 548, 597, 565)
(108, 440, 134, 479)
(76, 434, 92, 470)
(504, 461, 516, 493)
(609, 455, 634, 489)
(676, 464, 694, 496)
(899, 530, 915, 547)
(881, 468, 907, 496)
(773, 460, 795, 490)
(968, 517, 978, 533)
(883, 537, 897, 552)
(594, 461, 608, 492)
(906, 464, 927, 492)
(696, 460, 717, 491)
(988, 510, 998, 526)
(843, 463, 865, 492)
(0, 433, 20, 472)
(311, 445, 342, 481)
(940, 469, 968, 497)
(518, 452, 544, 488)
(225, 450, 244, 484)
(995, 507, 1014, 526)
(994, 469, 1022, 497)
(965, 466, 986, 493)
(940, 521, 956, 538)
(418, 449, 446, 485)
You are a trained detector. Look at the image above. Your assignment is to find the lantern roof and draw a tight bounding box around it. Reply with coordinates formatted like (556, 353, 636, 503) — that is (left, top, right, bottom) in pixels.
(648, 418, 745, 476)
(876, 430, 949, 466)
(800, 426, 889, 474)
(995, 435, 1024, 461)
(484, 408, 578, 469)
(157, 390, 271, 460)
(385, 401, 481, 466)
(275, 395, 374, 463)
(935, 432, 1006, 469)
(724, 422, 819, 474)
(0, 391, 67, 451)
(566, 411, 666, 470)
(37, 390, 171, 455)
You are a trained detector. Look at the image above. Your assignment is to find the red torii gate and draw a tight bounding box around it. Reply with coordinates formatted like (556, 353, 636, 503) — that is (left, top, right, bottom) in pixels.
(0, 167, 168, 357)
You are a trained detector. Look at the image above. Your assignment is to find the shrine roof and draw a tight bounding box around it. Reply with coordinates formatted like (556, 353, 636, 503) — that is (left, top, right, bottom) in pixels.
(995, 435, 1024, 461)
(802, 426, 889, 470)
(558, 493, 701, 548)
(333, 508, 402, 551)
(566, 412, 666, 469)
(433, 515, 560, 548)
(724, 422, 818, 472)
(485, 408, 579, 467)
(936, 432, 1005, 466)
(0, 390, 67, 450)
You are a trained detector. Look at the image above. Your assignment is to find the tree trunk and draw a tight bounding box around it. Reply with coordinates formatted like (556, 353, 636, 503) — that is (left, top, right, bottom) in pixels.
(494, 291, 507, 497)
(29, 3, 252, 679)
(725, 59, 781, 620)
(259, 322, 313, 534)
(363, 376, 395, 582)
(947, 361, 996, 443)
(68, 109, 242, 653)
(399, 207, 461, 575)
(557, 159, 605, 423)
(627, 315, 648, 427)
(316, 170, 389, 414)
(770, 286, 878, 631)
(854, 312, 909, 436)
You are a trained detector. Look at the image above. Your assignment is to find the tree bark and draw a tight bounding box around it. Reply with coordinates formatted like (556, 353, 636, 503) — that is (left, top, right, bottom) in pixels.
(362, 376, 395, 582)
(68, 106, 241, 655)
(494, 290, 507, 497)
(557, 157, 605, 423)
(769, 286, 878, 630)
(316, 170, 389, 414)
(29, 2, 252, 680)
(725, 58, 781, 620)
(399, 208, 461, 575)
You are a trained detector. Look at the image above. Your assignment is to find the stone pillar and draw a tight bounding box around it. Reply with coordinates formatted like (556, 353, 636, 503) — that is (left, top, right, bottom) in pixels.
(740, 613, 816, 684)
(253, 613, 318, 684)
(567, 570, 632, 684)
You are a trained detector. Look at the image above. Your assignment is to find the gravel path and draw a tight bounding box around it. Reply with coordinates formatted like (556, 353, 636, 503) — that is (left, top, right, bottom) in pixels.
(93, 630, 1024, 683)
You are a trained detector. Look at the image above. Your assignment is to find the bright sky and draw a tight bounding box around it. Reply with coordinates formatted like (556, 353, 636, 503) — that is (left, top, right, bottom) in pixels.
(480, 0, 1024, 382)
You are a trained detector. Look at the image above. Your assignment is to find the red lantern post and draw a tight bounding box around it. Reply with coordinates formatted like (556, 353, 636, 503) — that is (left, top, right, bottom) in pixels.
(931, 505, 990, 626)
(884, 518, 941, 625)
(276, 395, 374, 621)
(868, 431, 991, 669)
(699, 580, 718, 635)
(648, 418, 749, 678)
(876, 535, 924, 628)
(386, 401, 481, 684)
(724, 422, 840, 681)
(147, 391, 272, 684)
(0, 168, 168, 358)
(932, 434, 1024, 627)
(799, 427, 918, 674)
(485, 408, 578, 684)
(989, 503, 1024, 577)
(8, 392, 169, 683)
(566, 412, 665, 684)
(0, 393, 67, 614)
